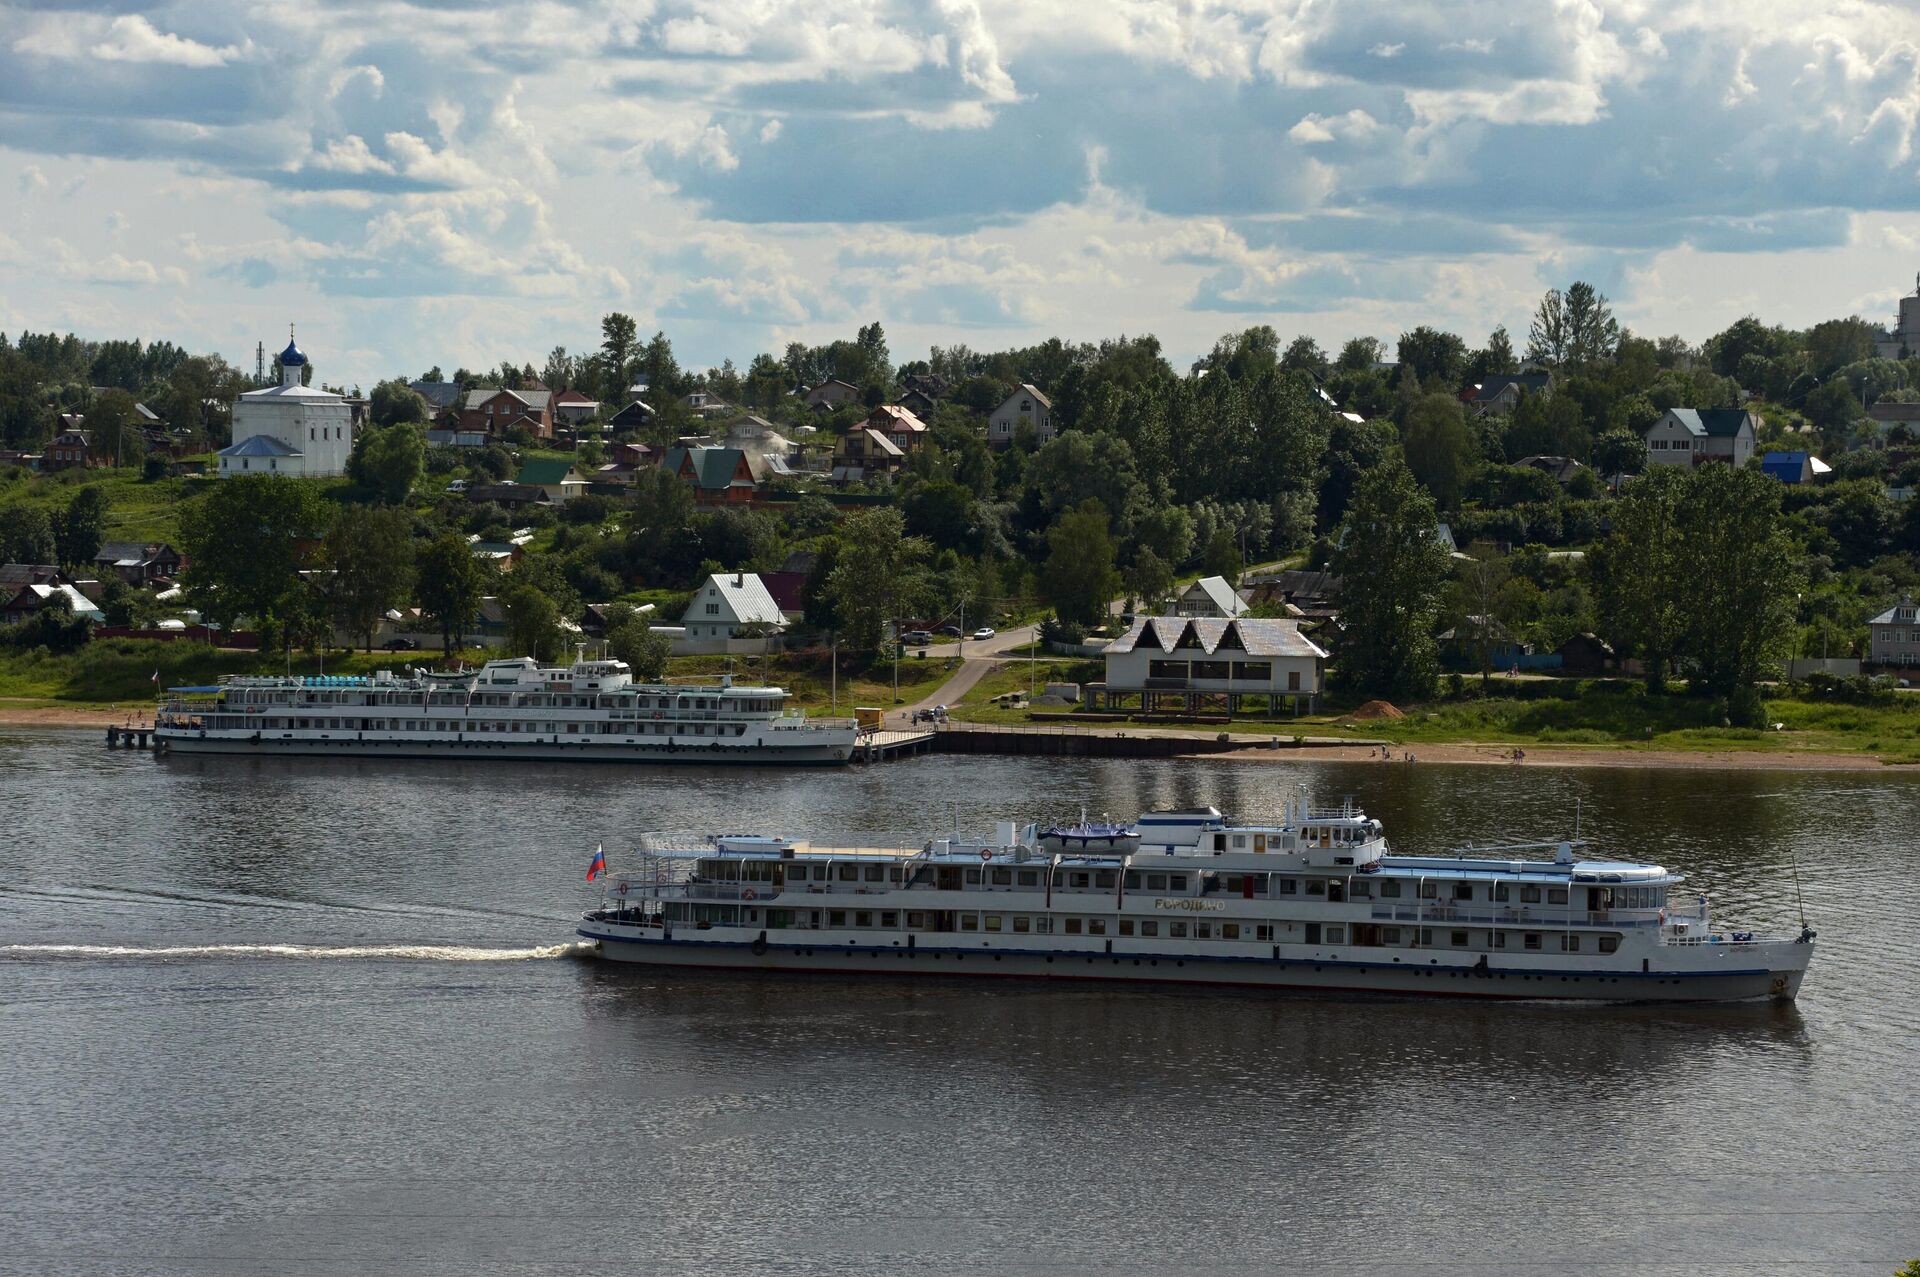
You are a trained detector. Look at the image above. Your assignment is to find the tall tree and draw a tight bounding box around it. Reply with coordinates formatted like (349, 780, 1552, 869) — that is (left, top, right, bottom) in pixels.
(179, 476, 328, 650)
(0, 504, 57, 565)
(368, 379, 428, 428)
(1330, 459, 1451, 699)
(56, 484, 109, 567)
(347, 422, 425, 503)
(600, 314, 638, 386)
(1527, 281, 1618, 368)
(502, 582, 562, 661)
(87, 388, 142, 467)
(1401, 392, 1478, 511)
(416, 532, 486, 656)
(1585, 466, 1686, 691)
(323, 507, 415, 650)
(1676, 465, 1801, 702)
(1280, 335, 1330, 380)
(1396, 326, 1468, 388)
(824, 507, 932, 653)
(602, 603, 671, 680)
(1040, 499, 1122, 628)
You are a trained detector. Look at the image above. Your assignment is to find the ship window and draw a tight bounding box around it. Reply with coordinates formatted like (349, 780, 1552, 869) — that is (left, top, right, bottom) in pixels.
(961, 914, 977, 931)
(1088, 919, 1106, 936)
(1017, 870, 1039, 887)
(907, 912, 928, 928)
(887, 867, 903, 883)
(1493, 932, 1506, 949)
(1013, 916, 1031, 933)
(837, 865, 858, 881)
(1598, 935, 1618, 953)
(965, 869, 982, 885)
(1094, 871, 1115, 889)
(1325, 926, 1344, 944)
(1280, 878, 1299, 895)
(1419, 929, 1433, 946)
(1222, 923, 1240, 940)
(1064, 918, 1082, 935)
(1033, 918, 1051, 934)
(1523, 933, 1542, 950)
(1195, 922, 1212, 939)
(1124, 871, 1140, 889)
(1306, 879, 1326, 897)
(1561, 934, 1580, 952)
(1067, 872, 1087, 888)
(1451, 930, 1468, 947)
(855, 911, 872, 928)
(1167, 875, 1188, 892)
(984, 915, 1002, 932)
(1141, 920, 1159, 937)
(1494, 883, 1510, 902)
(880, 912, 897, 928)
(1548, 888, 1568, 905)
(1382, 927, 1401, 944)
(1146, 874, 1167, 891)
(1231, 835, 1247, 849)
(1118, 919, 1135, 936)
(1255, 925, 1272, 941)
(829, 910, 847, 927)
(1225, 875, 1244, 894)
(1521, 886, 1541, 903)
(1418, 882, 1437, 899)
(863, 865, 884, 882)
(1169, 921, 1188, 938)
(1454, 884, 1474, 901)
(991, 869, 1012, 885)
(1351, 881, 1371, 899)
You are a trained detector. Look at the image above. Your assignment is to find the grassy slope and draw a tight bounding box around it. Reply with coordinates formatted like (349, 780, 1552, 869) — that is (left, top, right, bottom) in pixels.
(666, 649, 952, 711)
(0, 640, 469, 704)
(0, 468, 219, 545)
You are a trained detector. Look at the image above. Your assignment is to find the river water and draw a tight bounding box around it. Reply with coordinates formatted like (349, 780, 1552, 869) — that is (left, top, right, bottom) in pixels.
(2, 729, 1916, 1275)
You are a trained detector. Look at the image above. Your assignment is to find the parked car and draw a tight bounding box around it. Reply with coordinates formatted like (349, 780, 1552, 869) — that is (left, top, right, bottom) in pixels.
(382, 637, 420, 651)
(937, 625, 962, 638)
(903, 629, 933, 645)
(445, 479, 468, 493)
(972, 627, 995, 640)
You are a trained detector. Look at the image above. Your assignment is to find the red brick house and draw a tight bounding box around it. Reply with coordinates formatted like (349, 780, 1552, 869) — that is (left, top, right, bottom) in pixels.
(455, 387, 555, 439)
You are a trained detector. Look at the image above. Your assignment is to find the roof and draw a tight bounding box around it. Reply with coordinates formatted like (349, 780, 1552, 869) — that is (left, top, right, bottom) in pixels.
(664, 445, 766, 491)
(464, 386, 551, 412)
(280, 337, 306, 367)
(408, 380, 465, 410)
(219, 434, 304, 458)
(1180, 575, 1248, 617)
(609, 400, 654, 420)
(1013, 383, 1052, 409)
(7, 583, 104, 620)
(1664, 408, 1754, 439)
(1471, 372, 1551, 402)
(95, 541, 175, 564)
(869, 404, 928, 433)
(553, 389, 596, 405)
(697, 572, 785, 626)
(1107, 616, 1327, 659)
(515, 459, 580, 486)
(1244, 568, 1341, 601)
(1517, 454, 1587, 483)
(0, 563, 65, 587)
(1870, 598, 1918, 625)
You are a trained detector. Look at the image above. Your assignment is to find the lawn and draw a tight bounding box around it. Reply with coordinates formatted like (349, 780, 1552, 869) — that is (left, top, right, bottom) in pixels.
(664, 647, 953, 711)
(0, 467, 219, 545)
(0, 639, 477, 705)
(948, 658, 1105, 723)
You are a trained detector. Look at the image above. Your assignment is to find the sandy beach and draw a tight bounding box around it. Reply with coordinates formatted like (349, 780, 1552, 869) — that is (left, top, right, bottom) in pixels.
(0, 703, 158, 728)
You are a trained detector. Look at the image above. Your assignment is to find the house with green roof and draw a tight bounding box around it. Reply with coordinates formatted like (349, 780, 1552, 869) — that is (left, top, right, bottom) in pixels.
(514, 458, 587, 502)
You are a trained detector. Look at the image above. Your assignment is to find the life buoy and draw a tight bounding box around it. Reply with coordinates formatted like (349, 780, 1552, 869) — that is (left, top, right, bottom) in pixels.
(742, 888, 758, 901)
(615, 882, 629, 896)
(979, 848, 992, 863)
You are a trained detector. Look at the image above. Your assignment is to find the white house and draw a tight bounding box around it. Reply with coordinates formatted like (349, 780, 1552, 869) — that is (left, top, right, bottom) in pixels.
(1170, 575, 1248, 618)
(1869, 596, 1920, 668)
(1644, 408, 1759, 470)
(1089, 616, 1326, 713)
(219, 332, 353, 478)
(677, 572, 788, 651)
(988, 383, 1055, 449)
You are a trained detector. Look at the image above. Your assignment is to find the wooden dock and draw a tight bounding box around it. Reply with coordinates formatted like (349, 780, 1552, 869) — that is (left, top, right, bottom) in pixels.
(853, 729, 937, 762)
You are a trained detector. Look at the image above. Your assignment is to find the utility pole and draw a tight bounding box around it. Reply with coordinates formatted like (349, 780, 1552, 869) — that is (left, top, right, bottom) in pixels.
(830, 634, 837, 714)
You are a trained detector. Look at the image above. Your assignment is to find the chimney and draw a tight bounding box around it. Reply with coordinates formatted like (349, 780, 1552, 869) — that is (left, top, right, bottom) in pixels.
(735, 572, 744, 587)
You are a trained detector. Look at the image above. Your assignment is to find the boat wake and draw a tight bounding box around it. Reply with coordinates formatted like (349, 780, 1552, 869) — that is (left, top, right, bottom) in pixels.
(0, 941, 596, 962)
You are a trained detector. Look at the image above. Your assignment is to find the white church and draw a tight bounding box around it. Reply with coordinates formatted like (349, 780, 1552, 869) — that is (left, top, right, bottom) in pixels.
(218, 331, 353, 478)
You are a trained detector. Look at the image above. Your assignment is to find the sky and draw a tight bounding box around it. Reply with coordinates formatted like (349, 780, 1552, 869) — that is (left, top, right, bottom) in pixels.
(5, 0, 1920, 392)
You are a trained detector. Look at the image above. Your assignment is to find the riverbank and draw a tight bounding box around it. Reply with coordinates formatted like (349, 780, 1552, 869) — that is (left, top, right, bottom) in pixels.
(0, 702, 156, 727)
(1214, 740, 1896, 770)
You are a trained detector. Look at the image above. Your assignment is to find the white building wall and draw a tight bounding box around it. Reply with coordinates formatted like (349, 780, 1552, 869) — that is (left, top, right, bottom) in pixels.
(1103, 647, 1322, 695)
(229, 397, 354, 477)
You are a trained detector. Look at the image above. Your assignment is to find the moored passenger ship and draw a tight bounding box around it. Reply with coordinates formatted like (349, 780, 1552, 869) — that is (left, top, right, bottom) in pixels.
(579, 803, 1816, 1002)
(154, 656, 858, 764)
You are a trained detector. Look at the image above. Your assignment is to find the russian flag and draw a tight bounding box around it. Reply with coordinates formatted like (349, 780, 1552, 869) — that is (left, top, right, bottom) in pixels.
(587, 845, 607, 882)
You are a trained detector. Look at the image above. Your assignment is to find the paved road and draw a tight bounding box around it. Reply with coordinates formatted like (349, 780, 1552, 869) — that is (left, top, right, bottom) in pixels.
(889, 623, 1042, 725)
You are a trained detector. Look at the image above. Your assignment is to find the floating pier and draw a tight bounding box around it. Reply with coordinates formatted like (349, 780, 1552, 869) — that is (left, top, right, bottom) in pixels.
(928, 722, 1242, 759)
(853, 729, 936, 762)
(104, 725, 156, 751)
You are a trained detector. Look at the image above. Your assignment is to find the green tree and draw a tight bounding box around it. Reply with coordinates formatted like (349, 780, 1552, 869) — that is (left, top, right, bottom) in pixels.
(1592, 429, 1648, 477)
(322, 506, 415, 650)
(824, 507, 931, 653)
(902, 478, 978, 553)
(1124, 546, 1174, 613)
(602, 602, 671, 680)
(601, 313, 638, 385)
(502, 582, 562, 661)
(1401, 391, 1478, 510)
(348, 422, 426, 503)
(1280, 335, 1329, 380)
(1527, 282, 1618, 368)
(1040, 499, 1121, 628)
(368, 379, 428, 428)
(179, 476, 328, 650)
(1803, 379, 1863, 449)
(87, 388, 142, 467)
(0, 504, 57, 564)
(1677, 465, 1801, 703)
(1396, 326, 1467, 388)
(55, 484, 109, 567)
(1585, 466, 1686, 691)
(1804, 316, 1878, 376)
(1330, 459, 1451, 698)
(415, 532, 485, 655)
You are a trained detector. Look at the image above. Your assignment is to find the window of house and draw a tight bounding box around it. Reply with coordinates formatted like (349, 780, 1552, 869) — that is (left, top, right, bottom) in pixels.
(705, 603, 719, 614)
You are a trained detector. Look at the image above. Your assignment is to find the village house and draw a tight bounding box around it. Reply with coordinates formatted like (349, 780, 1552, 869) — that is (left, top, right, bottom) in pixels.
(805, 379, 861, 411)
(1865, 400, 1920, 444)
(1170, 575, 1248, 618)
(830, 428, 904, 482)
(458, 386, 554, 439)
(1086, 616, 1326, 715)
(863, 404, 930, 451)
(1517, 454, 1588, 485)
(903, 372, 949, 399)
(1869, 596, 1920, 669)
(606, 400, 656, 432)
(899, 386, 939, 420)
(42, 426, 101, 471)
(1760, 451, 1831, 484)
(552, 389, 600, 428)
(1644, 408, 1759, 469)
(662, 445, 782, 504)
(682, 391, 732, 419)
(514, 459, 588, 503)
(1556, 633, 1616, 677)
(93, 541, 185, 586)
(2, 582, 105, 625)
(1464, 371, 1553, 416)
(407, 380, 466, 414)
(988, 383, 1055, 449)
(678, 571, 788, 650)
(595, 441, 657, 485)
(0, 563, 71, 591)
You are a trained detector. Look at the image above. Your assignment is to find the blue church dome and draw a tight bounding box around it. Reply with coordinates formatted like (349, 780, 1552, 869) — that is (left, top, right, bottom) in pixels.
(279, 337, 307, 367)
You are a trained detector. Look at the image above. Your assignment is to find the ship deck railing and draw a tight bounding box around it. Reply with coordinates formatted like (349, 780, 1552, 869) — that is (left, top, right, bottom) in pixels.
(1373, 905, 1693, 928)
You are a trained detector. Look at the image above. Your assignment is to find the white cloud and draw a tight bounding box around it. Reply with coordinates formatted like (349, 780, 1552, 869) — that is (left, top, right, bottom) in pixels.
(1367, 42, 1404, 59)
(19, 165, 48, 196)
(1288, 109, 1382, 144)
(92, 15, 245, 68)
(311, 136, 395, 176)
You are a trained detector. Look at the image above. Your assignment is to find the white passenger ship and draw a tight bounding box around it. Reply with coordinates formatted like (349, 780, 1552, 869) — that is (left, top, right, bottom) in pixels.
(154, 656, 857, 764)
(579, 803, 1816, 1002)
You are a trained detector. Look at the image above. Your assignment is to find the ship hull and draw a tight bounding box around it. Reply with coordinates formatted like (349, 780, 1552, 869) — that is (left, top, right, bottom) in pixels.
(578, 926, 1810, 1004)
(157, 731, 853, 765)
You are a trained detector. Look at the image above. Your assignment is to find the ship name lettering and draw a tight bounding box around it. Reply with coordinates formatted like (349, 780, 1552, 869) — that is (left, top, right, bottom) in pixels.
(1153, 898, 1226, 912)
